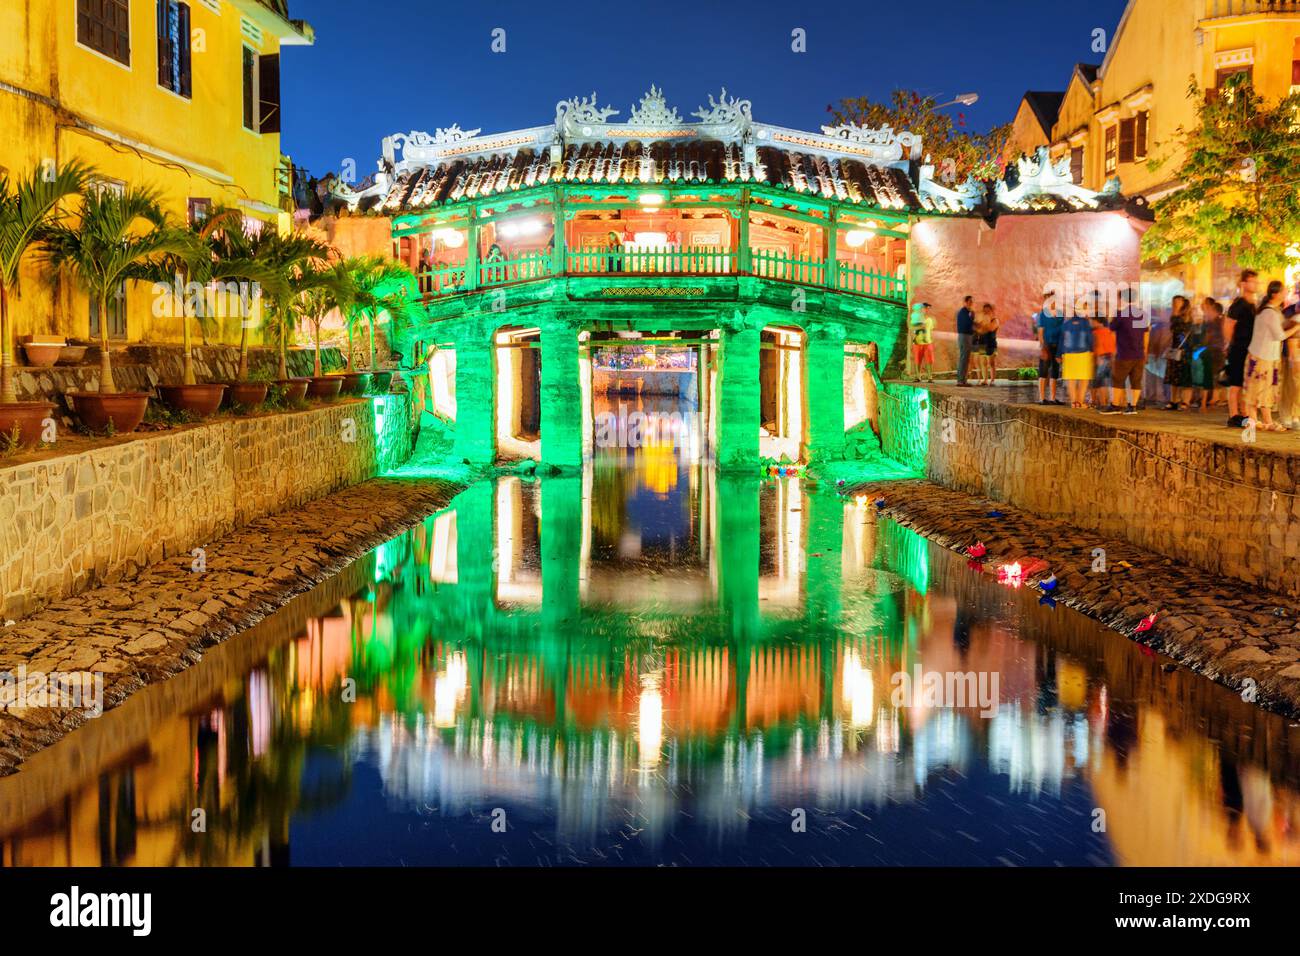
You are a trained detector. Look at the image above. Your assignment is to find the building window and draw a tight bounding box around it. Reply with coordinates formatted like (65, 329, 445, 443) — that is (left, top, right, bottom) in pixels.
(156, 1, 192, 97)
(1135, 111, 1149, 160)
(1104, 126, 1118, 175)
(242, 46, 258, 131)
(77, 0, 131, 66)
(90, 283, 128, 340)
(187, 198, 212, 225)
(1118, 117, 1136, 164)
(1069, 146, 1084, 184)
(1213, 66, 1253, 102)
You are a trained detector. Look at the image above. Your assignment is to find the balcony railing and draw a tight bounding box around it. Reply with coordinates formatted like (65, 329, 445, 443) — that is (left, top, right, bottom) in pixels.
(1204, 0, 1300, 18)
(417, 244, 905, 304)
(567, 246, 738, 275)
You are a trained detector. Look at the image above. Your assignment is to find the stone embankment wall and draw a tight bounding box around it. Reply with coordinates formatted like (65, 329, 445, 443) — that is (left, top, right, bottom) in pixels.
(0, 395, 413, 619)
(881, 385, 1300, 598)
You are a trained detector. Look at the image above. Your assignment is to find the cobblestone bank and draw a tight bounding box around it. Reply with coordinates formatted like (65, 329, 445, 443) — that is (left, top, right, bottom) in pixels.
(844, 478, 1300, 718)
(0, 476, 462, 775)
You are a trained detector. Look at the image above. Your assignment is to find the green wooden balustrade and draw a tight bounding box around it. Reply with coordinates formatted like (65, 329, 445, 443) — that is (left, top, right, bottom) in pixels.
(418, 245, 904, 302)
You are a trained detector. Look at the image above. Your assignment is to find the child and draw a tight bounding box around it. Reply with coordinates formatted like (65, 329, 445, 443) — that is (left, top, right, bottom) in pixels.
(909, 302, 936, 382)
(1090, 313, 1115, 409)
(1059, 307, 1095, 409)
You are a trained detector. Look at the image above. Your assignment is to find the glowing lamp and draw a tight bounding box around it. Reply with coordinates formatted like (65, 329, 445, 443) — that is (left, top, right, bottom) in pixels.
(844, 229, 874, 248)
(633, 231, 668, 246)
(639, 192, 667, 208)
(498, 217, 544, 239)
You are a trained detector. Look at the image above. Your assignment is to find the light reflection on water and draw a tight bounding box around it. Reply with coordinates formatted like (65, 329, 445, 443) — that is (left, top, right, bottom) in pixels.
(2, 405, 1299, 866)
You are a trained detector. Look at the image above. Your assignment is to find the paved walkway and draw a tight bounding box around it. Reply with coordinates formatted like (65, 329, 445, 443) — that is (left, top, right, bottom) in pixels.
(842, 476, 1300, 718)
(0, 476, 463, 774)
(898, 379, 1300, 456)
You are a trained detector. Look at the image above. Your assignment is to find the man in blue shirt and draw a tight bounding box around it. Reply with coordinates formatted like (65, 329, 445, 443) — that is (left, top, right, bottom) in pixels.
(1035, 291, 1064, 405)
(956, 295, 975, 386)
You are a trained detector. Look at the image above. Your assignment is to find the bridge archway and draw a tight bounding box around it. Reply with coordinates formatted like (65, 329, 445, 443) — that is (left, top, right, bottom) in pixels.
(760, 324, 807, 463)
(494, 325, 542, 461)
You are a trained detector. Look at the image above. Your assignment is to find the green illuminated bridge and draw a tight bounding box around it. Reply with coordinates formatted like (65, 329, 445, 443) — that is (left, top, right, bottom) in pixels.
(333, 87, 986, 470)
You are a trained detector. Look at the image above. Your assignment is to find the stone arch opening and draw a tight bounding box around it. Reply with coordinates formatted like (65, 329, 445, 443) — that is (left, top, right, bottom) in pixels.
(494, 325, 542, 460)
(759, 324, 807, 462)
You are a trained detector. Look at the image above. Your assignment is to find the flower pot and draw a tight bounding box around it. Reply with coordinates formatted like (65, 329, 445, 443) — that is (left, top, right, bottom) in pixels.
(222, 381, 270, 408)
(274, 378, 310, 403)
(339, 371, 372, 395)
(369, 371, 393, 393)
(0, 401, 56, 448)
(306, 376, 343, 400)
(156, 383, 228, 419)
(57, 345, 88, 366)
(21, 342, 63, 367)
(68, 392, 150, 434)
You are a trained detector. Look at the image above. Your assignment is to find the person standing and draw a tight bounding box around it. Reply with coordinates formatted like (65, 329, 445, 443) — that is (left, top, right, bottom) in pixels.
(909, 302, 937, 383)
(1201, 297, 1227, 412)
(1280, 287, 1300, 429)
(976, 303, 1001, 386)
(956, 295, 976, 387)
(1034, 292, 1064, 405)
(1225, 270, 1260, 428)
(1163, 295, 1195, 410)
(1106, 295, 1147, 415)
(1243, 280, 1300, 432)
(1059, 306, 1095, 409)
(1090, 312, 1115, 409)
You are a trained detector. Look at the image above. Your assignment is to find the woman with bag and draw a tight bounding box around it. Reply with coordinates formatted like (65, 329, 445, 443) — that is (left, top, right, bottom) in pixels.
(1163, 295, 1194, 410)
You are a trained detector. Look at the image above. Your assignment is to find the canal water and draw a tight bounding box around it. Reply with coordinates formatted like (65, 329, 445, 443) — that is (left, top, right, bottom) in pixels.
(2, 398, 1299, 867)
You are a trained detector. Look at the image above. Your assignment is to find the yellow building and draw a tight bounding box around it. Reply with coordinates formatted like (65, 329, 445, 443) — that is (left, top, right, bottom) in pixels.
(1012, 0, 1300, 296)
(0, 0, 312, 347)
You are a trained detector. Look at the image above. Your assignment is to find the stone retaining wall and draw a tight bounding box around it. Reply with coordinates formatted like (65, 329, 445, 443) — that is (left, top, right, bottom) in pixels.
(0, 395, 413, 619)
(880, 384, 1300, 597)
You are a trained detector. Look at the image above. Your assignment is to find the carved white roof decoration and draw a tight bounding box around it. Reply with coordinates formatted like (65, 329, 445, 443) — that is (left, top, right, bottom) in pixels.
(628, 85, 681, 125)
(997, 147, 1121, 210)
(691, 88, 753, 135)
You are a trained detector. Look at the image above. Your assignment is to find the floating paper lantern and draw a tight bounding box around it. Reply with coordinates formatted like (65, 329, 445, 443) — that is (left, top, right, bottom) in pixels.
(1135, 612, 1158, 633)
(967, 542, 988, 559)
(1040, 574, 1058, 593)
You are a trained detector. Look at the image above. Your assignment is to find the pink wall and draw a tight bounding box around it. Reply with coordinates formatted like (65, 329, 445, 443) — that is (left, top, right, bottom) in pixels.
(908, 211, 1147, 369)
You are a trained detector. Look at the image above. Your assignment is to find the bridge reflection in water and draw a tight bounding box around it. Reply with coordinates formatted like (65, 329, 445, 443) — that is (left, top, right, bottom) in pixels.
(3, 434, 1300, 866)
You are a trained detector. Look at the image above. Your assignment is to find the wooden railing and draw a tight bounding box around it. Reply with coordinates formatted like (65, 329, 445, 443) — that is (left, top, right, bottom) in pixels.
(478, 252, 553, 287)
(416, 246, 903, 303)
(751, 249, 826, 286)
(837, 263, 908, 302)
(1204, 0, 1300, 17)
(567, 246, 738, 275)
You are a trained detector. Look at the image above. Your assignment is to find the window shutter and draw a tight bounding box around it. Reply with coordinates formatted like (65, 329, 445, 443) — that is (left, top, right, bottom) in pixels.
(1135, 111, 1148, 159)
(178, 4, 191, 98)
(1118, 118, 1136, 164)
(157, 1, 170, 88)
(259, 53, 281, 134)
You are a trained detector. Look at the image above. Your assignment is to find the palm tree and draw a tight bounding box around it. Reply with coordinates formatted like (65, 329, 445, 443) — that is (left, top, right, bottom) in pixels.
(41, 185, 191, 393)
(156, 209, 278, 384)
(291, 260, 356, 377)
(244, 231, 334, 380)
(345, 256, 420, 371)
(0, 161, 91, 404)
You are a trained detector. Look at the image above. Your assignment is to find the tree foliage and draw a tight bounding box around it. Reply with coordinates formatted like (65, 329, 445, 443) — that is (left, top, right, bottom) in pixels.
(827, 89, 1013, 182)
(1143, 74, 1300, 271)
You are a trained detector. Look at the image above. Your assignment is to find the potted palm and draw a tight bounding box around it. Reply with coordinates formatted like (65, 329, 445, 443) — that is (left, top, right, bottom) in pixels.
(292, 259, 355, 400)
(346, 256, 420, 394)
(249, 231, 334, 403)
(0, 161, 90, 446)
(42, 185, 191, 434)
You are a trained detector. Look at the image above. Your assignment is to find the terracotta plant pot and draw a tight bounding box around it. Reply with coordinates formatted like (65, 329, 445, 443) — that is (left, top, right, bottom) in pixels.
(0, 401, 56, 448)
(222, 381, 270, 408)
(57, 345, 88, 366)
(306, 376, 343, 400)
(67, 392, 150, 434)
(274, 378, 310, 403)
(369, 371, 393, 393)
(156, 383, 228, 418)
(22, 342, 62, 367)
(339, 371, 372, 395)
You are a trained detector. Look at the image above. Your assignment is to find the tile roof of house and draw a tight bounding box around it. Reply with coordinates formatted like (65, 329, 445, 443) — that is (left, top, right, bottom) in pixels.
(1022, 91, 1066, 136)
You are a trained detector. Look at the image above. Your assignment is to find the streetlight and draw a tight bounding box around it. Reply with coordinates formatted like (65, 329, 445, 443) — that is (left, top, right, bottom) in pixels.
(933, 93, 980, 109)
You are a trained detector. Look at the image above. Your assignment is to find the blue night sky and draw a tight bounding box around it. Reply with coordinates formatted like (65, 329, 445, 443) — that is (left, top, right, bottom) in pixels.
(280, 0, 1130, 178)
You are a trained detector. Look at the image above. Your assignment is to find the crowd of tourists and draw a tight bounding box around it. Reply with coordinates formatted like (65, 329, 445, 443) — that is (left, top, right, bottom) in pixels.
(945, 271, 1300, 430)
